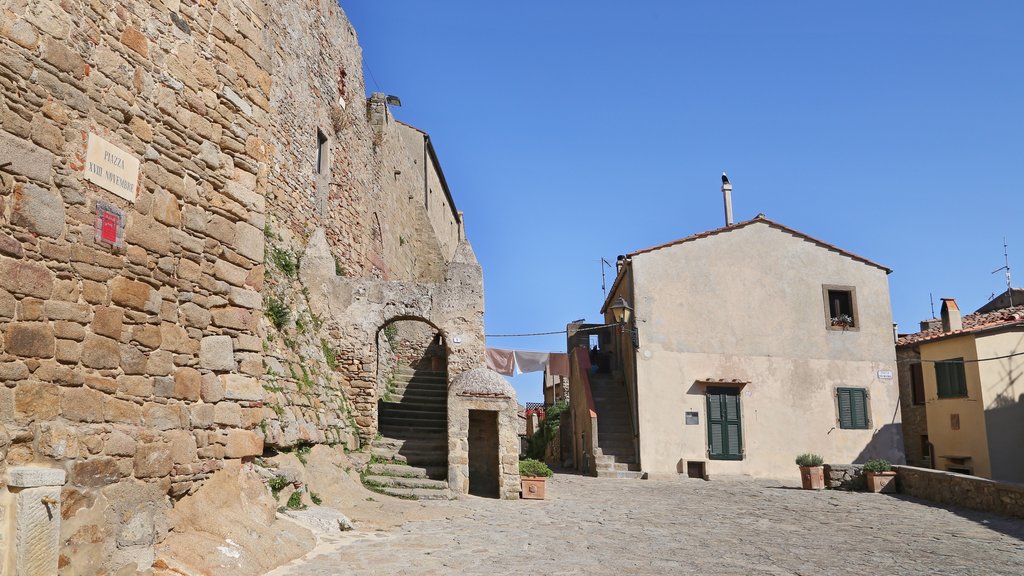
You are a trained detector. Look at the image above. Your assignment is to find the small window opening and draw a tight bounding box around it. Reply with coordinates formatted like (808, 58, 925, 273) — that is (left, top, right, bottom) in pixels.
(827, 289, 855, 327)
(316, 129, 328, 175)
(910, 362, 925, 405)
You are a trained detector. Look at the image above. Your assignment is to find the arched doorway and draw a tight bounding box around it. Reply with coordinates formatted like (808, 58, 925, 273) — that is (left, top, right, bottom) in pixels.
(368, 318, 450, 497)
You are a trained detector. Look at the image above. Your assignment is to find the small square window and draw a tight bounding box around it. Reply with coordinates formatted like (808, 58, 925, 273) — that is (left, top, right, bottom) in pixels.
(826, 288, 856, 328)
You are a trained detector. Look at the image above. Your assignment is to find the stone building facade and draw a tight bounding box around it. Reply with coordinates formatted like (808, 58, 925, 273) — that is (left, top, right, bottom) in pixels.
(0, 0, 489, 572)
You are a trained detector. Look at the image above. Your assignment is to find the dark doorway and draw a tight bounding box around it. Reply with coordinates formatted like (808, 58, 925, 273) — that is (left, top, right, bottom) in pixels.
(468, 410, 499, 497)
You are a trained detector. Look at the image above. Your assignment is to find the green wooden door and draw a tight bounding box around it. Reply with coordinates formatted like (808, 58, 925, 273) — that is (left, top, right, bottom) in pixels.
(707, 387, 743, 460)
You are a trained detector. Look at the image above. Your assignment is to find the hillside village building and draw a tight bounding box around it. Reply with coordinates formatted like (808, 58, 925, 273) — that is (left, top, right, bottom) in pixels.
(896, 296, 1024, 482)
(567, 214, 905, 479)
(0, 1, 516, 573)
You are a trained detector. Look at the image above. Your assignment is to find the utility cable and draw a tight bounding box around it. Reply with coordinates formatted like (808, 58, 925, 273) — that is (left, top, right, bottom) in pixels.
(485, 322, 621, 338)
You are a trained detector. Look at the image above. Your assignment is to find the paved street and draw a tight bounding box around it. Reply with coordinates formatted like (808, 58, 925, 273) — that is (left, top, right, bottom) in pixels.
(273, 473, 1024, 575)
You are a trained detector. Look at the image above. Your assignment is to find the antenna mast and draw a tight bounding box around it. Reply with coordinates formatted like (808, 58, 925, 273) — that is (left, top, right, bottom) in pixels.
(992, 237, 1013, 307)
(929, 293, 935, 319)
(600, 258, 612, 299)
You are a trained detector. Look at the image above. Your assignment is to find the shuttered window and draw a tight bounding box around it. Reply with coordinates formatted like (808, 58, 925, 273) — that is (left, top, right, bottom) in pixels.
(837, 387, 870, 429)
(935, 358, 967, 398)
(910, 363, 925, 405)
(707, 387, 742, 460)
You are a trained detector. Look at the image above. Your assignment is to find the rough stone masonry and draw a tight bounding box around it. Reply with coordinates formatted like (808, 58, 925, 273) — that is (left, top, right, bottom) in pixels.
(0, 0, 486, 573)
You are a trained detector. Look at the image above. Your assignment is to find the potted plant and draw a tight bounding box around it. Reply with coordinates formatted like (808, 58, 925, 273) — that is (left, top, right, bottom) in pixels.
(830, 314, 854, 328)
(795, 453, 825, 490)
(519, 458, 552, 500)
(862, 458, 896, 493)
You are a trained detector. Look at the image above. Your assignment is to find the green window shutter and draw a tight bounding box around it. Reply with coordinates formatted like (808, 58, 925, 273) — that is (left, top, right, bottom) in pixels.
(837, 388, 868, 429)
(954, 362, 967, 396)
(707, 387, 742, 460)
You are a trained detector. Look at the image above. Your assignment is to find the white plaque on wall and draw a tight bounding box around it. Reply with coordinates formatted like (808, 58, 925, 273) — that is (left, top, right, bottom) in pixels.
(84, 133, 141, 202)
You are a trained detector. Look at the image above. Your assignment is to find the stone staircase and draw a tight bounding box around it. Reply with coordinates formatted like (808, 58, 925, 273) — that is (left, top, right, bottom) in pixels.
(367, 368, 451, 499)
(589, 372, 643, 479)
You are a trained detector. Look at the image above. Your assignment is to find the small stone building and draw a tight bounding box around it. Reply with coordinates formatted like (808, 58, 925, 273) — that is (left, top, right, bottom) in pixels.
(447, 368, 521, 499)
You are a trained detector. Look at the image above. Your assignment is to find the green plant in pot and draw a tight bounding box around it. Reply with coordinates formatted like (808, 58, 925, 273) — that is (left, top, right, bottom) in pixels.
(795, 453, 825, 490)
(519, 458, 552, 500)
(862, 458, 896, 493)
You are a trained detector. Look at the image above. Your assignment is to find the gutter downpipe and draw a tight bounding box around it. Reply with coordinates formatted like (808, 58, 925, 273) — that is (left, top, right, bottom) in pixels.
(626, 260, 641, 473)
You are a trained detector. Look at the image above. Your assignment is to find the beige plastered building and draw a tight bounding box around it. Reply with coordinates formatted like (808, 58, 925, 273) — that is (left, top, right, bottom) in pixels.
(597, 215, 905, 480)
(896, 297, 1024, 482)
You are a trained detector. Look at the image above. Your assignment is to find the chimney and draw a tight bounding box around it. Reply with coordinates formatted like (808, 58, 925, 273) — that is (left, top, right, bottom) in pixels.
(940, 298, 962, 332)
(616, 255, 626, 274)
(722, 175, 734, 226)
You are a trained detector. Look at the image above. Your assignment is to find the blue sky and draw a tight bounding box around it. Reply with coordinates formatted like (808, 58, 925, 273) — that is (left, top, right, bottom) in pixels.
(342, 2, 1024, 403)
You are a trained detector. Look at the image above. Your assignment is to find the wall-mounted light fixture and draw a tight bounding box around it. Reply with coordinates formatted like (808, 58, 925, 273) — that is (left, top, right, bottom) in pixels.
(609, 297, 639, 348)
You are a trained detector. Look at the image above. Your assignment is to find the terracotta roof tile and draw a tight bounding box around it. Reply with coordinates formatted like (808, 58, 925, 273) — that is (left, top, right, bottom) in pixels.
(897, 305, 1024, 347)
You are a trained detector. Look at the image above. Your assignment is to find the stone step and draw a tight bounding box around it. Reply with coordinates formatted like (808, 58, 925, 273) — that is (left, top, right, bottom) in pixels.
(372, 486, 454, 500)
(385, 392, 448, 404)
(595, 469, 644, 479)
(366, 462, 448, 479)
(363, 475, 449, 490)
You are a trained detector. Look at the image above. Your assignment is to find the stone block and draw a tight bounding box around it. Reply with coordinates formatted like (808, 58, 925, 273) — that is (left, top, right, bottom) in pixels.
(117, 375, 153, 398)
(92, 307, 124, 339)
(199, 335, 235, 371)
(178, 302, 211, 329)
(143, 402, 184, 431)
(0, 256, 54, 298)
(60, 386, 105, 423)
(84, 374, 117, 394)
(54, 338, 82, 364)
(190, 403, 215, 429)
(119, 344, 149, 375)
(120, 26, 149, 57)
(6, 466, 66, 487)
(234, 222, 264, 262)
(147, 351, 174, 376)
(110, 277, 160, 313)
(5, 322, 55, 358)
(135, 444, 173, 478)
(130, 323, 162, 349)
(0, 129, 54, 185)
(53, 321, 86, 341)
(166, 430, 197, 465)
(80, 334, 121, 369)
(211, 307, 254, 330)
(15, 381, 59, 420)
(228, 286, 261, 309)
(32, 421, 81, 459)
(201, 373, 224, 403)
(220, 374, 262, 401)
(223, 429, 262, 458)
(159, 322, 195, 354)
(11, 182, 65, 238)
(213, 402, 242, 427)
(170, 367, 201, 401)
(70, 457, 124, 487)
(151, 188, 181, 227)
(0, 360, 30, 381)
(42, 300, 90, 323)
(105, 431, 137, 457)
(0, 288, 15, 319)
(213, 259, 248, 287)
(104, 396, 142, 425)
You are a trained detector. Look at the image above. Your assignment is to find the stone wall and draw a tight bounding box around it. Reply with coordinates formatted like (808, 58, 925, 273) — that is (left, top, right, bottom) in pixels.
(823, 464, 866, 491)
(896, 346, 929, 467)
(896, 465, 1024, 519)
(0, 0, 484, 572)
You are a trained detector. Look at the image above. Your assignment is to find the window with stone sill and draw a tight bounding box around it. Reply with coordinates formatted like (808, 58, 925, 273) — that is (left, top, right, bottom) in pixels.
(823, 285, 858, 330)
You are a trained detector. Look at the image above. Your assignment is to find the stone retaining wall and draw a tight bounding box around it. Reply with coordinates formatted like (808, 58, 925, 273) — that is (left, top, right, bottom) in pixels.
(823, 464, 866, 491)
(0, 0, 483, 572)
(896, 465, 1024, 519)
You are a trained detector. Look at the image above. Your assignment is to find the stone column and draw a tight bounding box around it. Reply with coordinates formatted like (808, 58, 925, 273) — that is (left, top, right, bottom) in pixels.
(1, 467, 66, 576)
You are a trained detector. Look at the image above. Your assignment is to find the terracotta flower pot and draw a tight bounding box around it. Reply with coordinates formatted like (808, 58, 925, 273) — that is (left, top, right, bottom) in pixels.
(799, 465, 825, 490)
(866, 470, 897, 493)
(521, 476, 546, 500)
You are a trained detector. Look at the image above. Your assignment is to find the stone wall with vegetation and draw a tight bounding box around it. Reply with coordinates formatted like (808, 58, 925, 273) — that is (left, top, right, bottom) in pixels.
(896, 465, 1024, 519)
(0, 0, 481, 572)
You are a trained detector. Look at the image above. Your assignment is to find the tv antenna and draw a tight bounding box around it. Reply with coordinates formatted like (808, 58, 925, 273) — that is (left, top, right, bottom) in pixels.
(600, 258, 613, 299)
(992, 237, 1013, 307)
(929, 293, 935, 319)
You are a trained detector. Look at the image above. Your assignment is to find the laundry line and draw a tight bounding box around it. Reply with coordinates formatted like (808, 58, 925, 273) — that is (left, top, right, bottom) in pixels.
(485, 348, 569, 378)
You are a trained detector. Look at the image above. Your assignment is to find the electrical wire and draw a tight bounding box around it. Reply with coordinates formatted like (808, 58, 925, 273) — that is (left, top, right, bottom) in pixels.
(485, 322, 621, 338)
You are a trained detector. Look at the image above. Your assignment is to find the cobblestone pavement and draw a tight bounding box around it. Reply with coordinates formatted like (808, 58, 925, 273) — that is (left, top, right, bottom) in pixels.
(272, 473, 1024, 575)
